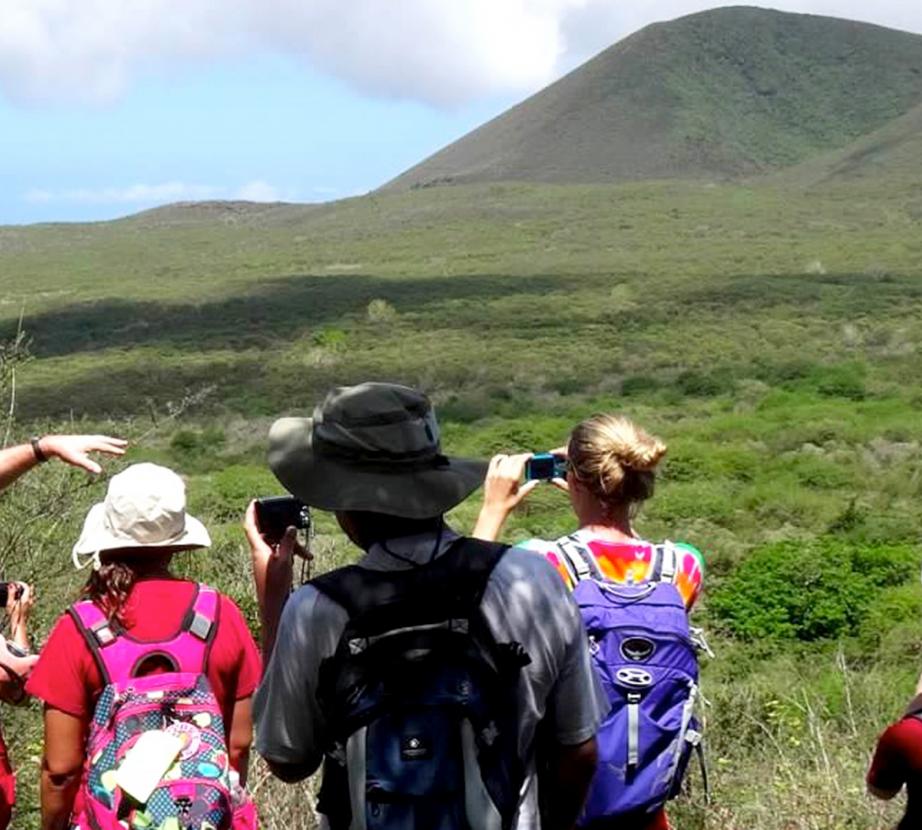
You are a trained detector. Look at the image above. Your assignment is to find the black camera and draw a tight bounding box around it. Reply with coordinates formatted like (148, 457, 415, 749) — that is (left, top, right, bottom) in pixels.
(255, 496, 311, 544)
(0, 582, 24, 608)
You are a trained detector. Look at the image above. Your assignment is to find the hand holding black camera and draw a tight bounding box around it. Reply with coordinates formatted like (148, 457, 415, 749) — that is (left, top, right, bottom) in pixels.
(244, 498, 313, 658)
(0, 582, 24, 610)
(253, 496, 312, 545)
(2, 581, 34, 658)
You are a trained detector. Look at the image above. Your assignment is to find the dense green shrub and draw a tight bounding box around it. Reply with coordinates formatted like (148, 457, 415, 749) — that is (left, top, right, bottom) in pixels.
(753, 359, 816, 386)
(811, 363, 867, 401)
(709, 538, 917, 642)
(857, 582, 922, 650)
(312, 327, 348, 351)
(676, 368, 735, 398)
(189, 464, 279, 523)
(621, 374, 661, 396)
(169, 426, 226, 456)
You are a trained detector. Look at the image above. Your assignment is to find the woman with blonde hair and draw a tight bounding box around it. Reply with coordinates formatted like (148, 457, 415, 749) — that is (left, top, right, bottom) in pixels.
(474, 413, 704, 830)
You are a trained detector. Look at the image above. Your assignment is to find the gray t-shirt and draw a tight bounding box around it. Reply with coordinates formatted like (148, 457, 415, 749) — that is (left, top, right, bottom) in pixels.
(254, 527, 606, 828)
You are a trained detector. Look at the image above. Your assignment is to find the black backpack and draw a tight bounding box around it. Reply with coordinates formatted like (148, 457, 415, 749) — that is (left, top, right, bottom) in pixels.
(312, 537, 531, 830)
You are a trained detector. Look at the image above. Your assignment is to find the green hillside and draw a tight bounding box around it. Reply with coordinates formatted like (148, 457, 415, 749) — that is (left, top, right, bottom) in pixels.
(768, 99, 922, 188)
(386, 6, 922, 188)
(2, 177, 921, 421)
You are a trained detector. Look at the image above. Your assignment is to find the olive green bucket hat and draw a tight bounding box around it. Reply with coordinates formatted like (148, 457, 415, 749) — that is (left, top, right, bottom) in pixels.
(268, 383, 488, 519)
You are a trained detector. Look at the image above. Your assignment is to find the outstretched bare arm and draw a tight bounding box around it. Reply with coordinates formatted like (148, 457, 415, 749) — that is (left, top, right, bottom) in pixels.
(0, 434, 127, 492)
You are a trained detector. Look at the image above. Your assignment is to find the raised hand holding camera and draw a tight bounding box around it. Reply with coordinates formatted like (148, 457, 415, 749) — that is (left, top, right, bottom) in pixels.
(244, 499, 312, 658)
(3, 583, 33, 658)
(472, 453, 540, 541)
(253, 496, 311, 545)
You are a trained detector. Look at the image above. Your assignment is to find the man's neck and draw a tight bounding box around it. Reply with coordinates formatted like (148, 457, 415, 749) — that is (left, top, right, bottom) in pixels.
(362, 525, 458, 569)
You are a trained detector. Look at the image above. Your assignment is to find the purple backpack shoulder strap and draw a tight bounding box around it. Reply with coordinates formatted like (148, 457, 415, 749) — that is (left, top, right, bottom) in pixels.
(68, 584, 221, 684)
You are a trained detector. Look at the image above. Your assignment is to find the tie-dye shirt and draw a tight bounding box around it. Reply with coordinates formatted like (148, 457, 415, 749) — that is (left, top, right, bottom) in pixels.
(520, 531, 705, 610)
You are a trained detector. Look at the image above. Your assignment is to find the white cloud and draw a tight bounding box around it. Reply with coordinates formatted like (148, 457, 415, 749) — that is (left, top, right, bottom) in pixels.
(557, 0, 922, 66)
(23, 180, 288, 206)
(1, 1, 921, 108)
(233, 180, 283, 202)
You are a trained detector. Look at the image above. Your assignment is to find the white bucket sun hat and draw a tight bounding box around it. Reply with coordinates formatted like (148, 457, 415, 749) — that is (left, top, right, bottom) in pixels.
(73, 462, 211, 570)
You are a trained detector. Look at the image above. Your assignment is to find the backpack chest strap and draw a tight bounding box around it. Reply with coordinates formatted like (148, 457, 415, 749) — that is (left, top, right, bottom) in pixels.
(69, 584, 220, 684)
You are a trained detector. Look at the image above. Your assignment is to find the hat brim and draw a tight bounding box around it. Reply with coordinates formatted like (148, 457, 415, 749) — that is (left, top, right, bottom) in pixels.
(72, 502, 212, 557)
(268, 416, 488, 519)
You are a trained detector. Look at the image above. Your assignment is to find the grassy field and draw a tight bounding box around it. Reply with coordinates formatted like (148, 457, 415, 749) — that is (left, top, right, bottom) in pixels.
(1, 176, 921, 827)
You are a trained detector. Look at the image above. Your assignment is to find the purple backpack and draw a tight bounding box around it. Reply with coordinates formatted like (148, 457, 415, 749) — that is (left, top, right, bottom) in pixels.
(67, 585, 256, 830)
(556, 537, 706, 823)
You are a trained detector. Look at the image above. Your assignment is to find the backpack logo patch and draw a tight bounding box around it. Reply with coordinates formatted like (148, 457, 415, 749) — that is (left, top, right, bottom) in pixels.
(621, 636, 656, 662)
(400, 736, 431, 761)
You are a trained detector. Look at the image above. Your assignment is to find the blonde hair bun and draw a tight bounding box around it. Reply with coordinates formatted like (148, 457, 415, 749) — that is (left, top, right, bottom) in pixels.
(569, 414, 666, 503)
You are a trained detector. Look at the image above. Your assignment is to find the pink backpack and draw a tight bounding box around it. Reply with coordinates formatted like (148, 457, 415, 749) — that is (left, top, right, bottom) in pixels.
(68, 585, 257, 830)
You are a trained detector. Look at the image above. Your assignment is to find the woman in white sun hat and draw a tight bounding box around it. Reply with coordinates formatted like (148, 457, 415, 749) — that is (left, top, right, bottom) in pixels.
(27, 463, 261, 830)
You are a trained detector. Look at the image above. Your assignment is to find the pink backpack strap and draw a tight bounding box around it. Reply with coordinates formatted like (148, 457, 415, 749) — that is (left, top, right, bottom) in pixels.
(68, 584, 221, 684)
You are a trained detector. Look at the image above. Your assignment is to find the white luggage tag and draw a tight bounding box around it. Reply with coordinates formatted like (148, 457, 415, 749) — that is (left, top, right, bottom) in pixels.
(115, 730, 184, 803)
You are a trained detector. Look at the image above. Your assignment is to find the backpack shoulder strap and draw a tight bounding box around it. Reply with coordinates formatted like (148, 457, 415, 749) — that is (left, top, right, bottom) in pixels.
(904, 693, 922, 720)
(186, 585, 218, 635)
(311, 536, 508, 628)
(310, 564, 373, 619)
(556, 534, 600, 584)
(68, 584, 221, 682)
(176, 584, 220, 673)
(439, 536, 510, 596)
(69, 601, 122, 685)
(652, 540, 679, 583)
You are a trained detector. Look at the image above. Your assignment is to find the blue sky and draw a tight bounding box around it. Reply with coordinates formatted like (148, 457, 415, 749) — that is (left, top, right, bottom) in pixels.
(1, 56, 514, 223)
(2, 0, 920, 226)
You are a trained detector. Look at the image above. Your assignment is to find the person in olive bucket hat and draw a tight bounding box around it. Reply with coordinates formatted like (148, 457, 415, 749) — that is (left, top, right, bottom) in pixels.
(247, 383, 604, 830)
(267, 382, 487, 519)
